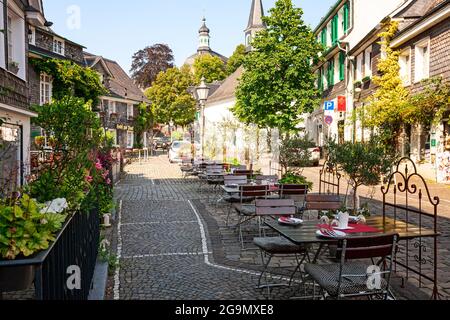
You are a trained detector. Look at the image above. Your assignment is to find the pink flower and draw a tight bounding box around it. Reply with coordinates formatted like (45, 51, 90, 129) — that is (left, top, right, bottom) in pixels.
(86, 176, 93, 183)
(102, 171, 110, 179)
(95, 162, 103, 170)
(106, 178, 111, 185)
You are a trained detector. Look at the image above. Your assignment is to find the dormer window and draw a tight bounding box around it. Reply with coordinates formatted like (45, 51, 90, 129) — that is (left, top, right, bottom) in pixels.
(53, 38, 65, 55)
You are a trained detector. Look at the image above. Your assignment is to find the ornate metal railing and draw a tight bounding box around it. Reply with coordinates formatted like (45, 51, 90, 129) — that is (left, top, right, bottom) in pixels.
(319, 160, 341, 195)
(382, 157, 441, 300)
(0, 207, 100, 300)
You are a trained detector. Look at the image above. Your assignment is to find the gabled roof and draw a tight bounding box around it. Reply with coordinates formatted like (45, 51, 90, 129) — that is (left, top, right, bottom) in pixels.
(83, 52, 148, 103)
(206, 66, 244, 105)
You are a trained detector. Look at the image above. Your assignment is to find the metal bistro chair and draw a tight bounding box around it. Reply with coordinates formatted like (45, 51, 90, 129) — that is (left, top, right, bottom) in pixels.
(304, 234, 398, 300)
(233, 170, 254, 179)
(253, 199, 311, 299)
(198, 165, 223, 191)
(279, 184, 309, 218)
(180, 159, 195, 179)
(223, 175, 249, 225)
(305, 194, 342, 220)
(233, 185, 269, 249)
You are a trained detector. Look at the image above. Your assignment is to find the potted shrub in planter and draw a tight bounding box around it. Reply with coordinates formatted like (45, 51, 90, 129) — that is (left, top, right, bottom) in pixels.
(353, 80, 362, 90)
(8, 61, 19, 75)
(0, 194, 67, 293)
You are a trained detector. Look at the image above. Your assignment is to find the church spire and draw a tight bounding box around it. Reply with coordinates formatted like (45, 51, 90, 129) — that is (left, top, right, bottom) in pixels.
(198, 17, 211, 53)
(245, 0, 265, 51)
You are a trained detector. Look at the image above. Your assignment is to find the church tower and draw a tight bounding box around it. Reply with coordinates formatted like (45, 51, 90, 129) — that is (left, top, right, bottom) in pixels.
(198, 18, 211, 53)
(244, 0, 266, 51)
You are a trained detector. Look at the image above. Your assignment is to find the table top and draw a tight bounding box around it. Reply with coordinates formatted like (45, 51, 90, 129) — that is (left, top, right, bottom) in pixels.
(265, 216, 439, 245)
(221, 182, 279, 194)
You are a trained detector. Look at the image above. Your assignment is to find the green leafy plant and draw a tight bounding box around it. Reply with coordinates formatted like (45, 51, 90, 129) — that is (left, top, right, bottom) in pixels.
(279, 172, 313, 191)
(0, 194, 67, 260)
(279, 135, 315, 175)
(193, 54, 227, 84)
(30, 58, 106, 106)
(326, 137, 397, 212)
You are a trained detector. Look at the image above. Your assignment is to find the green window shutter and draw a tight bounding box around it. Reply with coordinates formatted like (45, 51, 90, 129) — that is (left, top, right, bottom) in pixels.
(339, 52, 345, 81)
(332, 15, 339, 45)
(321, 28, 327, 46)
(329, 60, 335, 86)
(343, 2, 349, 34)
(318, 68, 323, 92)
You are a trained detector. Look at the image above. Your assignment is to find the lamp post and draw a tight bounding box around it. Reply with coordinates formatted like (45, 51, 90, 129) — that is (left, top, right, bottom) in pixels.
(195, 77, 210, 159)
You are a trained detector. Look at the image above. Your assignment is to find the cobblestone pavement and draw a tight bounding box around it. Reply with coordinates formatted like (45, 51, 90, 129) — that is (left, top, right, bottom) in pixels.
(108, 155, 449, 300)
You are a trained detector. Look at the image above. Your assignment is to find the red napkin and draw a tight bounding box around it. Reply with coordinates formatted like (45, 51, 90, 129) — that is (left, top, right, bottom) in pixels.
(317, 223, 381, 234)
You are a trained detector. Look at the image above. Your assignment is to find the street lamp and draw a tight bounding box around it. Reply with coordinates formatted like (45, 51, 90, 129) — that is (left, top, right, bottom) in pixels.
(195, 77, 210, 159)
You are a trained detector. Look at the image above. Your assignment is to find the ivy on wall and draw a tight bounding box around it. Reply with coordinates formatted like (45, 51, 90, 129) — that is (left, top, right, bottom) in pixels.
(30, 58, 107, 106)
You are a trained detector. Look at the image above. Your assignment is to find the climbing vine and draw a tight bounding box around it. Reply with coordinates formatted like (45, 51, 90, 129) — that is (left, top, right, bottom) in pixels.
(30, 58, 106, 106)
(364, 21, 410, 143)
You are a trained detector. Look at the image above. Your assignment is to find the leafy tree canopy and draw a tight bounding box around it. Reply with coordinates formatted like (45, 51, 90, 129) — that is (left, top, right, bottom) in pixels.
(145, 66, 197, 127)
(232, 0, 323, 132)
(130, 43, 175, 89)
(193, 54, 227, 84)
(227, 44, 246, 75)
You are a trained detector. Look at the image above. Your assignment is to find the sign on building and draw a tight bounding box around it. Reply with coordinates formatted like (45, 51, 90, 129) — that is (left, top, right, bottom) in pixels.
(337, 96, 347, 112)
(324, 101, 335, 111)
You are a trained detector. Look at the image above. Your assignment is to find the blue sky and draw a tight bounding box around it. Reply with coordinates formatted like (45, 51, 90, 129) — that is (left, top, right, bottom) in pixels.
(43, 0, 336, 73)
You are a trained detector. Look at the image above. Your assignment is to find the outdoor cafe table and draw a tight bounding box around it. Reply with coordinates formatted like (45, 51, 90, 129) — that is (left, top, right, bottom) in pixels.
(221, 182, 279, 195)
(265, 216, 439, 262)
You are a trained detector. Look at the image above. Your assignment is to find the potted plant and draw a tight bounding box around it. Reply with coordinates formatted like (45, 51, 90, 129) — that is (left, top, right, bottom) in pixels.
(353, 80, 362, 89)
(0, 194, 67, 292)
(362, 76, 371, 83)
(8, 61, 20, 75)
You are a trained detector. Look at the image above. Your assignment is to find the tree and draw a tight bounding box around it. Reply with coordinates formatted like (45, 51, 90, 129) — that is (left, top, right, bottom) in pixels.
(364, 21, 410, 145)
(130, 44, 175, 89)
(279, 135, 315, 175)
(326, 137, 397, 212)
(232, 0, 323, 132)
(227, 44, 246, 75)
(145, 67, 197, 128)
(193, 54, 227, 84)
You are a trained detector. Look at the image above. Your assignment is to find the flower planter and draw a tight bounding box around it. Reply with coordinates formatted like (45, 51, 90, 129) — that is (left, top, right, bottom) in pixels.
(0, 265, 35, 293)
(8, 63, 19, 75)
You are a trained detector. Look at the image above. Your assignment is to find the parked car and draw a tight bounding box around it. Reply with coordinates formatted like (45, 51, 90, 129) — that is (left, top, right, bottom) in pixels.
(169, 141, 201, 163)
(153, 136, 170, 150)
(309, 147, 321, 167)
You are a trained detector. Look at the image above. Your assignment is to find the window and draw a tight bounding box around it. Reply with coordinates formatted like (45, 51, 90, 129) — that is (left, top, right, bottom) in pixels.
(364, 46, 372, 77)
(40, 73, 52, 105)
(28, 27, 35, 45)
(7, 15, 13, 64)
(127, 131, 134, 149)
(246, 34, 252, 47)
(108, 101, 116, 114)
(415, 38, 430, 83)
(399, 49, 411, 86)
(356, 54, 363, 81)
(127, 104, 134, 119)
(53, 38, 65, 55)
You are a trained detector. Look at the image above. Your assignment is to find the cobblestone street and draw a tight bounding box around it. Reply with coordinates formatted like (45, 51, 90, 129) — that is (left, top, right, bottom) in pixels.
(107, 155, 450, 300)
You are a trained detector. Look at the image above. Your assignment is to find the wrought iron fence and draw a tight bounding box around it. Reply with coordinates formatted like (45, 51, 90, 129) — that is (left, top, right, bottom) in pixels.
(0, 207, 100, 300)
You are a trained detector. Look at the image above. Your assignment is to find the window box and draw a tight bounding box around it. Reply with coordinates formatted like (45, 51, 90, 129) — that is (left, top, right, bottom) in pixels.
(353, 81, 362, 89)
(362, 76, 371, 83)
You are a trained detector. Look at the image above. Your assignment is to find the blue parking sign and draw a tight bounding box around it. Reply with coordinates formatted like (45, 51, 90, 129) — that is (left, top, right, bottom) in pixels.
(324, 101, 335, 111)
